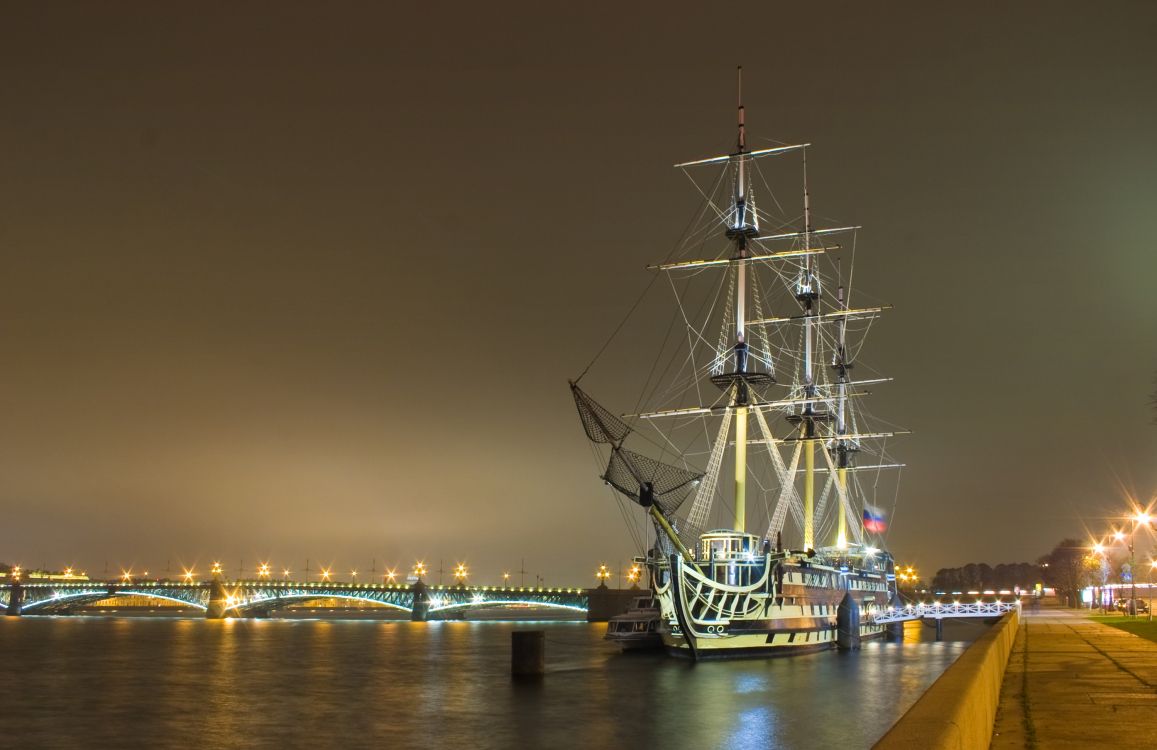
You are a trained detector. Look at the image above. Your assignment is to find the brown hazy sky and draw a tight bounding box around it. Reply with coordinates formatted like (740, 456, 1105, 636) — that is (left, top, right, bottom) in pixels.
(1, 2, 1155, 582)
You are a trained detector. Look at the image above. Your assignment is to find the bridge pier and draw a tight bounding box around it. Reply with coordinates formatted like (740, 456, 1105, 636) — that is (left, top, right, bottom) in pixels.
(206, 577, 228, 619)
(410, 581, 429, 622)
(585, 584, 638, 622)
(5, 581, 22, 616)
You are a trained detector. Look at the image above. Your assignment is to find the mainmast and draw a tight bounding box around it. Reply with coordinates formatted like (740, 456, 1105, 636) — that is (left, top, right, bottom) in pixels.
(794, 150, 820, 550)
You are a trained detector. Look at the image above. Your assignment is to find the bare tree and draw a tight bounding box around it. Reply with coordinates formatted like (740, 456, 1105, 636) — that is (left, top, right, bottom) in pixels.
(1040, 538, 1091, 608)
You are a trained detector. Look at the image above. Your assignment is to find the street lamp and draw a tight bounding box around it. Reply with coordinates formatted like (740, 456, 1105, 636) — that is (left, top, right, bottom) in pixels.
(413, 561, 427, 580)
(596, 564, 611, 586)
(386, 568, 397, 584)
(258, 562, 271, 579)
(320, 567, 332, 582)
(211, 561, 223, 577)
(183, 568, 196, 583)
(627, 564, 642, 586)
(502, 572, 511, 588)
(454, 563, 468, 584)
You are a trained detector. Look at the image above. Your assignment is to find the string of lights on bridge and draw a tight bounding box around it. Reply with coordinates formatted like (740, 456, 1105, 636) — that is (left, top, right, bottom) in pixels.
(4, 559, 646, 588)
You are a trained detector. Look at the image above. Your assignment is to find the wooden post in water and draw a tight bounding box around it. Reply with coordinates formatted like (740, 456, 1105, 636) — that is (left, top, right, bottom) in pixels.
(511, 630, 545, 678)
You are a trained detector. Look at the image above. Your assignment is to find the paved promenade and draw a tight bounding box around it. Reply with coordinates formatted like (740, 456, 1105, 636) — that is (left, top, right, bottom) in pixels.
(991, 607, 1157, 748)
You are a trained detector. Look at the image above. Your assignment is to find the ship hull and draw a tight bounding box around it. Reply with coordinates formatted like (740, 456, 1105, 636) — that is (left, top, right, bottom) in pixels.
(654, 551, 893, 660)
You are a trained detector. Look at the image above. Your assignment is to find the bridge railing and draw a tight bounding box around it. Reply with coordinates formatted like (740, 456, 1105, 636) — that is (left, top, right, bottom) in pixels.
(872, 600, 1021, 624)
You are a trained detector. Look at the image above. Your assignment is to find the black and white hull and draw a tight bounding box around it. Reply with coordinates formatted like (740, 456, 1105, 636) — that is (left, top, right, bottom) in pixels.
(655, 548, 891, 659)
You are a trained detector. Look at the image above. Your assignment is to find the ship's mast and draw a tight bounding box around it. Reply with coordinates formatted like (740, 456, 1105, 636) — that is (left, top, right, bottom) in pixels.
(834, 280, 850, 549)
(731, 66, 750, 533)
(800, 150, 817, 551)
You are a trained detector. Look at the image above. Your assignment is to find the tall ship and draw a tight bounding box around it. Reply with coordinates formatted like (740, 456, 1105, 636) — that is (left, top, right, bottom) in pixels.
(571, 70, 904, 659)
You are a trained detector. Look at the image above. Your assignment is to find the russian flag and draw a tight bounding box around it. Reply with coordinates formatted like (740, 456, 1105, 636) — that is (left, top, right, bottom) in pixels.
(863, 505, 887, 534)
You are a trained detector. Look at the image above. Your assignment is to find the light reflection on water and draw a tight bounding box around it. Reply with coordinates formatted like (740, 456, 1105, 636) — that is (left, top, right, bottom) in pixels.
(0, 616, 982, 749)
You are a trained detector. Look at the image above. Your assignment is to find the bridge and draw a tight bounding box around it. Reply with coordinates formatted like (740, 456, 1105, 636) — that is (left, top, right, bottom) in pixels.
(0, 579, 637, 621)
(872, 601, 1022, 623)
(872, 600, 1021, 639)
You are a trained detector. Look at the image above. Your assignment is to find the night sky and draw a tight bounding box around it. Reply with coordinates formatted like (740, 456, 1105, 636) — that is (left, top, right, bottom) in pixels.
(1, 3, 1154, 583)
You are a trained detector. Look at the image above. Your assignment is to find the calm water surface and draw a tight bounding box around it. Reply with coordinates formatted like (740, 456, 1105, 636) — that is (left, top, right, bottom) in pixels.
(0, 616, 982, 749)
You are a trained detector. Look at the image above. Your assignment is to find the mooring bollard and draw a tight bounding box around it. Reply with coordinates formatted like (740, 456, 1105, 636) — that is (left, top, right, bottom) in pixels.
(511, 630, 545, 678)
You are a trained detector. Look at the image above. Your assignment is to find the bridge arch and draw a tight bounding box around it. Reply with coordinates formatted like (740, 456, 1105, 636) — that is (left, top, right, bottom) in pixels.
(20, 589, 208, 613)
(427, 599, 588, 615)
(227, 592, 413, 615)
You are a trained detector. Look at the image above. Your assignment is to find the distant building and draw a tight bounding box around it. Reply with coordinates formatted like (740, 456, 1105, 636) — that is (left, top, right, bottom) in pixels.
(1, 566, 89, 582)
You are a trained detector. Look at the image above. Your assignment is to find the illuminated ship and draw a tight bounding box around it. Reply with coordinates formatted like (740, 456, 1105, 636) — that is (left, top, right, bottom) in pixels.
(571, 70, 904, 659)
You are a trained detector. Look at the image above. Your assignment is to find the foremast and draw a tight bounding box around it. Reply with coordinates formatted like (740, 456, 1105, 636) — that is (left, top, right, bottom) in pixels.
(727, 67, 755, 534)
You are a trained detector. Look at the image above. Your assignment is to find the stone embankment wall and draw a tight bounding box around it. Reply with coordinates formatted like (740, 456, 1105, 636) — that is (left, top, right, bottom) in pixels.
(873, 610, 1020, 750)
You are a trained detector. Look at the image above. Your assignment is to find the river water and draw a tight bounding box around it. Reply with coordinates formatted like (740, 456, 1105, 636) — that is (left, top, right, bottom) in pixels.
(0, 616, 982, 749)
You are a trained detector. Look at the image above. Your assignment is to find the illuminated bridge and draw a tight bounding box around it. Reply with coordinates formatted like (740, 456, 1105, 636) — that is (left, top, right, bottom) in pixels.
(0, 579, 636, 621)
(871, 600, 1021, 624)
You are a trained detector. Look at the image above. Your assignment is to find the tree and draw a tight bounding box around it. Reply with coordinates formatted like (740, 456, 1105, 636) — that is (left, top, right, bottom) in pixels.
(1040, 538, 1091, 608)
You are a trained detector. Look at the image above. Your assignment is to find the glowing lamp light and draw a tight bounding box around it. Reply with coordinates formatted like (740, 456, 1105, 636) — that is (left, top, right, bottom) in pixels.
(386, 569, 397, 583)
(320, 567, 332, 581)
(121, 570, 133, 583)
(183, 569, 196, 583)
(1114, 531, 1126, 542)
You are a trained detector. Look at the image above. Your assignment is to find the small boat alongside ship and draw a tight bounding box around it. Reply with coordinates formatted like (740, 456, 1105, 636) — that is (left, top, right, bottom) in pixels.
(604, 592, 662, 650)
(573, 69, 905, 660)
